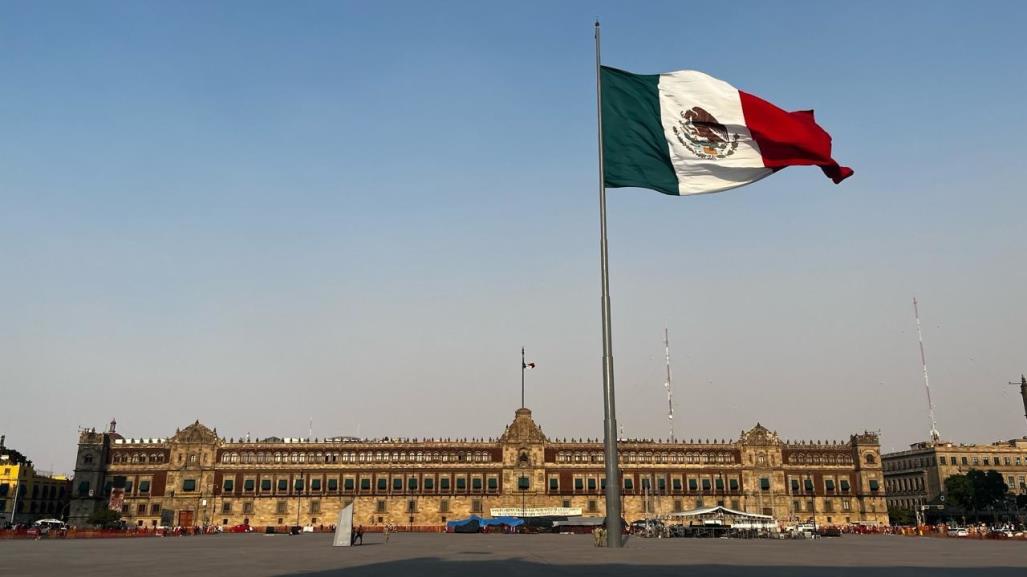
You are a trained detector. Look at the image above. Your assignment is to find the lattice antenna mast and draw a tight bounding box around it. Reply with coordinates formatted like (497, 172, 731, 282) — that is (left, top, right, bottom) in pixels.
(913, 297, 941, 442)
(664, 326, 675, 442)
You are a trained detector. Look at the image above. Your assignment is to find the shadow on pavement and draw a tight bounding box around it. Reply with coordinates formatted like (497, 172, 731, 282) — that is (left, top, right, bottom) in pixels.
(279, 557, 1027, 577)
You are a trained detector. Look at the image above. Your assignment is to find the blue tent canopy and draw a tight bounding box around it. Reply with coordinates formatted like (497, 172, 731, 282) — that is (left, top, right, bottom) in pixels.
(446, 515, 524, 530)
(446, 514, 483, 529)
(481, 516, 524, 527)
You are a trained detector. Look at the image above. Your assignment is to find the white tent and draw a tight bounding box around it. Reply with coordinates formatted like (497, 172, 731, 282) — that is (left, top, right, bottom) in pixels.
(664, 505, 777, 530)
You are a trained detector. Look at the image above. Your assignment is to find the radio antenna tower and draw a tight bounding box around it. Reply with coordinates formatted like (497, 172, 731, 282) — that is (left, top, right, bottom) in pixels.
(913, 297, 941, 442)
(664, 326, 676, 442)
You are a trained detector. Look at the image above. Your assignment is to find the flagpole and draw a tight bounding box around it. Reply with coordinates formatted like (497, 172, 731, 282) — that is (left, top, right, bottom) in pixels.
(521, 346, 526, 408)
(595, 19, 623, 548)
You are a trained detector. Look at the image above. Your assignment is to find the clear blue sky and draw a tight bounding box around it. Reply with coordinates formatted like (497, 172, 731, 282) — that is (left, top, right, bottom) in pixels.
(2, 1, 1025, 471)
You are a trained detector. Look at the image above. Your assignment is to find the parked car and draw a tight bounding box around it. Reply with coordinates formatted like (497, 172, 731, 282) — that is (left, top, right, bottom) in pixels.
(947, 527, 969, 537)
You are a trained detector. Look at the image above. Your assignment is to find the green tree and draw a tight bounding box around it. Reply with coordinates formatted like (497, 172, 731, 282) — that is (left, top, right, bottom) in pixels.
(945, 469, 1009, 517)
(87, 508, 122, 529)
(944, 473, 975, 510)
(887, 506, 915, 526)
(968, 469, 1008, 509)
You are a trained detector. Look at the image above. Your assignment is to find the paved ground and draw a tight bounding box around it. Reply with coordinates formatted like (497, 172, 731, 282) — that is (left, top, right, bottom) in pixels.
(3, 533, 1027, 577)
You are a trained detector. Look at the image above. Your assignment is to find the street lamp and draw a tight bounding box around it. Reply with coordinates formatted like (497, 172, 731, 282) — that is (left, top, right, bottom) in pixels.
(808, 478, 817, 534)
(9, 481, 20, 526)
(296, 472, 304, 528)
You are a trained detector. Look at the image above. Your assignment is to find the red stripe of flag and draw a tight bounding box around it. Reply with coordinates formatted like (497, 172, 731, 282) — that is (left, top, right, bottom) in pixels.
(739, 91, 854, 184)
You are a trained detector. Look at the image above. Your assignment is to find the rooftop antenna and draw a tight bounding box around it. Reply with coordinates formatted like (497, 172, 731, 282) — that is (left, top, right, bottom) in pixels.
(664, 326, 676, 442)
(913, 297, 941, 442)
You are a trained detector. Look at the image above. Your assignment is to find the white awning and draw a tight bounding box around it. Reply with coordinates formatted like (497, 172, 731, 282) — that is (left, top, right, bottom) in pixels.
(665, 505, 774, 520)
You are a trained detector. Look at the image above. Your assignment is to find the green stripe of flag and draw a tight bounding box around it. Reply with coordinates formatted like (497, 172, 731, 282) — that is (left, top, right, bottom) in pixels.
(601, 66, 678, 195)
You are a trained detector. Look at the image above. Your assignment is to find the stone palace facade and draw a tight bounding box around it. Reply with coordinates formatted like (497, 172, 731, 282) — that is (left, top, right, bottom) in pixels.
(68, 408, 889, 528)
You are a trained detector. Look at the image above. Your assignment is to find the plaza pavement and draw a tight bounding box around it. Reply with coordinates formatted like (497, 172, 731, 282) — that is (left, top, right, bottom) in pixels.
(3, 532, 1027, 577)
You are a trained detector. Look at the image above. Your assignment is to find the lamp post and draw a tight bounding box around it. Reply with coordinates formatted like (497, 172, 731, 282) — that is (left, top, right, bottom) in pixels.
(808, 477, 817, 534)
(295, 472, 303, 528)
(9, 481, 20, 526)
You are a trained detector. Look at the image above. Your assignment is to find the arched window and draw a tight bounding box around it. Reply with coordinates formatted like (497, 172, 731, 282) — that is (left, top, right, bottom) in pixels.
(865, 453, 876, 465)
(222, 454, 230, 464)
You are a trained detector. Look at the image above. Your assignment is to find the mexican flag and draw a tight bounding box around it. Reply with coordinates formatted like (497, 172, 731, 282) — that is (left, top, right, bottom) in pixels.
(601, 66, 853, 195)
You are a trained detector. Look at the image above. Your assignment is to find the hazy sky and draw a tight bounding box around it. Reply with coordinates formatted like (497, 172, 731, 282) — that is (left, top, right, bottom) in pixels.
(2, 1, 1025, 473)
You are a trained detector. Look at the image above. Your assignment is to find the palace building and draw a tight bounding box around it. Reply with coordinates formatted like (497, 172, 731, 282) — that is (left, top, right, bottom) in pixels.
(68, 408, 889, 529)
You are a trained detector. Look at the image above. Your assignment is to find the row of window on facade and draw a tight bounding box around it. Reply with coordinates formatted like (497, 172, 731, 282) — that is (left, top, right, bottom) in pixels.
(112, 453, 167, 465)
(940, 455, 1023, 467)
(886, 454, 1025, 471)
(555, 451, 741, 464)
(0, 483, 66, 500)
(75, 478, 152, 498)
(120, 473, 879, 497)
(888, 475, 1027, 495)
(786, 475, 866, 494)
(887, 476, 925, 493)
(0, 499, 64, 514)
(790, 498, 856, 513)
(786, 453, 856, 466)
(890, 497, 924, 510)
(218, 450, 495, 465)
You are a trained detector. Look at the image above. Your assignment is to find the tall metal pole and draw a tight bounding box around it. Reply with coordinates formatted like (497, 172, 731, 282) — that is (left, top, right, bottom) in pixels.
(9, 481, 19, 525)
(913, 298, 941, 442)
(595, 20, 622, 548)
(664, 327, 675, 442)
(521, 347, 526, 409)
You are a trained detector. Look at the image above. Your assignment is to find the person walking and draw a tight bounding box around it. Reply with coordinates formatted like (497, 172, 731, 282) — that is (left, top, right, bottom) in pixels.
(384, 522, 391, 544)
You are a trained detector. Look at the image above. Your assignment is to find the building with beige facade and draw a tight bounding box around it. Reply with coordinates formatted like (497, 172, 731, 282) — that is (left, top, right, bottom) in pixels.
(883, 437, 1027, 511)
(68, 408, 888, 529)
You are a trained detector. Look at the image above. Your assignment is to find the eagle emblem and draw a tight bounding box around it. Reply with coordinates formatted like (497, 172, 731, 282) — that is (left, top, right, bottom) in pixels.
(672, 106, 740, 160)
